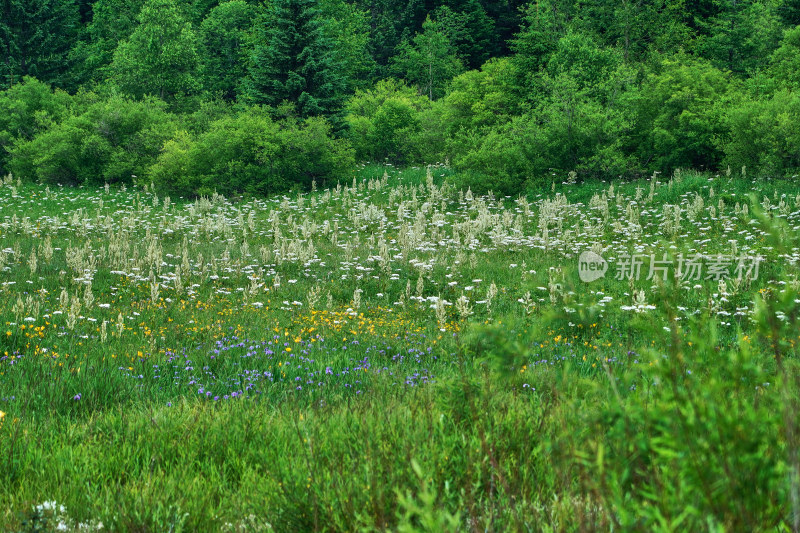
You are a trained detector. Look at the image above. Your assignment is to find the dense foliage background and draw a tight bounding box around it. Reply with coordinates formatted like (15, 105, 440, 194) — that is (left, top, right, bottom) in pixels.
(2, 0, 800, 195)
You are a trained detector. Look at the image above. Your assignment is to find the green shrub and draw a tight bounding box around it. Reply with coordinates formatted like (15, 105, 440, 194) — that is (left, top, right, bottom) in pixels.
(0, 77, 73, 175)
(150, 108, 354, 197)
(8, 95, 176, 185)
(451, 114, 546, 196)
(437, 58, 520, 136)
(721, 90, 800, 177)
(451, 89, 636, 196)
(633, 55, 729, 173)
(344, 79, 431, 164)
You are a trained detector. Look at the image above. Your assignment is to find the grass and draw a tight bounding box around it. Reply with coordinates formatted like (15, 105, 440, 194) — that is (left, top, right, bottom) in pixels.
(1, 164, 799, 531)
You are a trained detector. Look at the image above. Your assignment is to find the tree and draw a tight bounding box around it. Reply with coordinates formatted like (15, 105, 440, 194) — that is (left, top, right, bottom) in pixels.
(352, 0, 407, 69)
(242, 0, 348, 118)
(343, 78, 431, 162)
(318, 0, 377, 91)
(150, 108, 354, 197)
(721, 89, 800, 176)
(476, 0, 528, 55)
(439, 57, 520, 135)
(578, 0, 694, 62)
(68, 0, 146, 87)
(511, 0, 572, 92)
(768, 24, 800, 89)
(392, 16, 464, 100)
(777, 0, 800, 25)
(0, 0, 81, 89)
(199, 0, 257, 100)
(696, 0, 783, 75)
(633, 56, 729, 172)
(9, 94, 176, 185)
(110, 0, 201, 101)
(433, 2, 498, 69)
(544, 30, 624, 101)
(188, 0, 225, 23)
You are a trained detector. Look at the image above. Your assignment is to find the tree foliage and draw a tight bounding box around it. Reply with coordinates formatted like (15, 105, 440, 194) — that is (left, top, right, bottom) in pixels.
(151, 108, 354, 197)
(9, 94, 176, 185)
(392, 16, 464, 100)
(110, 0, 201, 102)
(242, 0, 348, 118)
(3, 0, 800, 192)
(199, 0, 257, 100)
(0, 0, 81, 89)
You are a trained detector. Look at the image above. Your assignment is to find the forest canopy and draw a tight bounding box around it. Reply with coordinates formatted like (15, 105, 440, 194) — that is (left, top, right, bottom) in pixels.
(2, 0, 800, 196)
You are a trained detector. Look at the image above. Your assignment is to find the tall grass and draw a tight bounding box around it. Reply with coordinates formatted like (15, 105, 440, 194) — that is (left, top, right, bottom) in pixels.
(1, 166, 798, 530)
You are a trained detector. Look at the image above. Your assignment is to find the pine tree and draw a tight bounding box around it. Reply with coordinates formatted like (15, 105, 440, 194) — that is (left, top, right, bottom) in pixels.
(778, 0, 800, 25)
(242, 0, 347, 117)
(696, 0, 783, 75)
(0, 0, 81, 89)
(434, 1, 498, 69)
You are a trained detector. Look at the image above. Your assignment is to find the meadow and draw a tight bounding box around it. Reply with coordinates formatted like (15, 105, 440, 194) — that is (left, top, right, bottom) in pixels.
(1, 165, 799, 531)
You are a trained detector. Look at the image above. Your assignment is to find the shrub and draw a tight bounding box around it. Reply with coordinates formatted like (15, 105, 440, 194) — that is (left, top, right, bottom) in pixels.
(451, 114, 547, 196)
(150, 107, 354, 197)
(0, 77, 73, 175)
(437, 58, 520, 137)
(344, 79, 431, 164)
(452, 88, 637, 196)
(632, 55, 729, 173)
(9, 95, 176, 185)
(720, 90, 800, 177)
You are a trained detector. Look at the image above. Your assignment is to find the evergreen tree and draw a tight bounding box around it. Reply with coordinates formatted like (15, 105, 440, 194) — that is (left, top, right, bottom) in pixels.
(318, 0, 377, 91)
(577, 0, 694, 62)
(354, 0, 406, 69)
(0, 0, 81, 89)
(696, 0, 783, 75)
(434, 2, 498, 68)
(189, 0, 224, 23)
(242, 0, 347, 117)
(476, 0, 527, 54)
(777, 0, 800, 25)
(511, 1, 572, 92)
(76, 0, 96, 24)
(110, 0, 201, 101)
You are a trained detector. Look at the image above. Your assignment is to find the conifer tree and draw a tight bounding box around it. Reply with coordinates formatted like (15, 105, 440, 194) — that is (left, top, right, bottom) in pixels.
(0, 0, 81, 89)
(242, 0, 347, 117)
(69, 0, 146, 87)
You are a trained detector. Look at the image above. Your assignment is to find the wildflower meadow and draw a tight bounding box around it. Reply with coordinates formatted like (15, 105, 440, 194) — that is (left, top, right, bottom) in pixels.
(1, 165, 799, 531)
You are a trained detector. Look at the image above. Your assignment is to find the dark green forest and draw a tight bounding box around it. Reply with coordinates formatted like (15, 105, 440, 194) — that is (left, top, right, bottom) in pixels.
(2, 0, 800, 196)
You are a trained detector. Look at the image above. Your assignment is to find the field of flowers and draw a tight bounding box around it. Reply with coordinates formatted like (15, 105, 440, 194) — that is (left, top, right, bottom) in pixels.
(1, 165, 799, 531)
